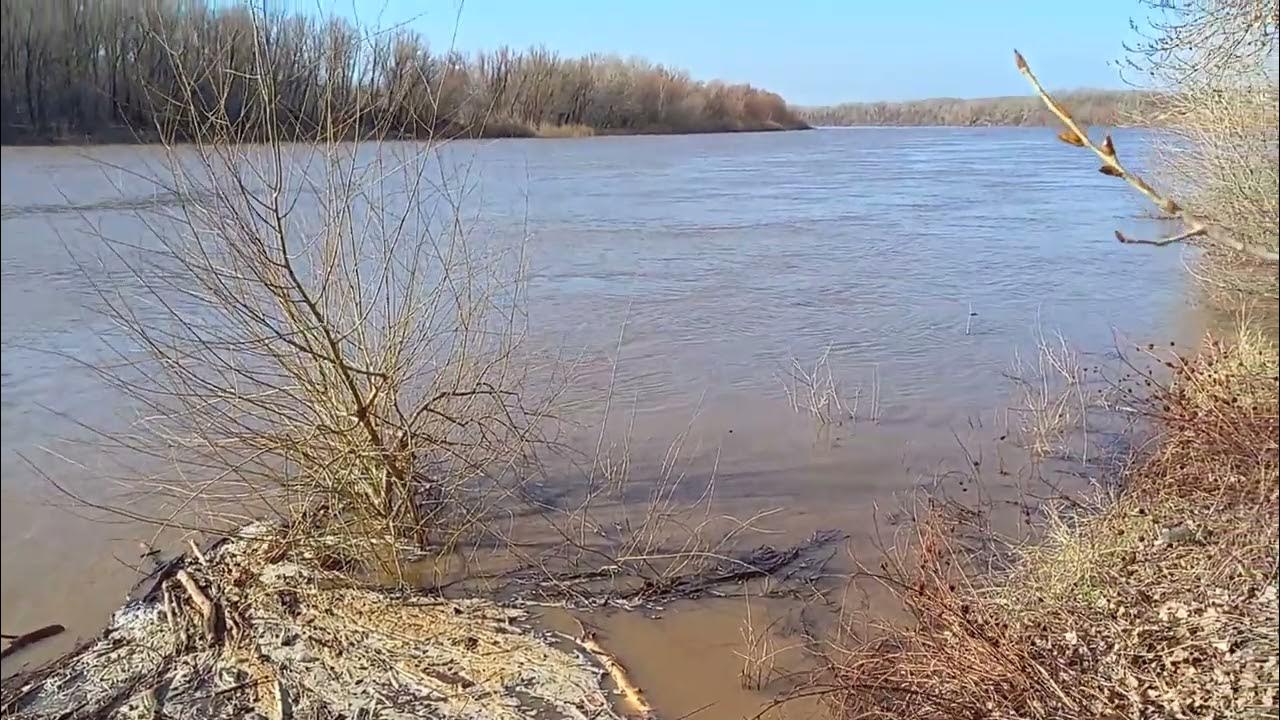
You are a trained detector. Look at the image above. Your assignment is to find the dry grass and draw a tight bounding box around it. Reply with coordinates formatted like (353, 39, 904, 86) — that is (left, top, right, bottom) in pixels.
(535, 123, 596, 138)
(810, 326, 1279, 719)
(736, 588, 802, 691)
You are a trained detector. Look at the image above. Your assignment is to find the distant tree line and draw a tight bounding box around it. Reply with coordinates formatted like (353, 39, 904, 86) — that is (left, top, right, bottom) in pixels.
(800, 91, 1152, 127)
(0, 0, 806, 144)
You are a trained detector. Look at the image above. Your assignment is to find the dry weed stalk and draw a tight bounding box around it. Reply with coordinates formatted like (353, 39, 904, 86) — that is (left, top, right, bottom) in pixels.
(779, 347, 881, 427)
(507, 406, 797, 606)
(781, 346, 853, 426)
(1005, 325, 1090, 462)
(735, 587, 801, 691)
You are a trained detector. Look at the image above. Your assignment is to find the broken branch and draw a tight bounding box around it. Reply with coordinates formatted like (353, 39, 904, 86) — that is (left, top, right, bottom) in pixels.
(0, 624, 65, 660)
(174, 569, 218, 642)
(1115, 226, 1208, 247)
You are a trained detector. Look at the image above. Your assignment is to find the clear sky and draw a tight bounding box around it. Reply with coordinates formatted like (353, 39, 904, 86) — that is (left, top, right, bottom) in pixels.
(334, 0, 1149, 105)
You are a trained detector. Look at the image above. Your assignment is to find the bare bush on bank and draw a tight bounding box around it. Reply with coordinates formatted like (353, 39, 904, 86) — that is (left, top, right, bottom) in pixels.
(34, 4, 560, 576)
(19, 3, 840, 613)
(1128, 0, 1278, 228)
(1129, 0, 1280, 294)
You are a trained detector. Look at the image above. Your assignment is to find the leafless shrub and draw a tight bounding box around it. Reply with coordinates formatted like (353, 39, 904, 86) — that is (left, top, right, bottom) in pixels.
(36, 5, 562, 578)
(20, 7, 838, 614)
(1130, 0, 1280, 292)
(1015, 49, 1279, 265)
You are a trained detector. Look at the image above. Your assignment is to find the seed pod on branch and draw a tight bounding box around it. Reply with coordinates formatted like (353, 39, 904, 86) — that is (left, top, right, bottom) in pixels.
(1057, 129, 1086, 147)
(1102, 134, 1116, 158)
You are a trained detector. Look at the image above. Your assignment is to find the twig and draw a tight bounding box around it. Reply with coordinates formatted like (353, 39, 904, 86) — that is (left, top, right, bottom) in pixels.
(187, 539, 209, 567)
(1114, 226, 1208, 247)
(1013, 49, 1279, 263)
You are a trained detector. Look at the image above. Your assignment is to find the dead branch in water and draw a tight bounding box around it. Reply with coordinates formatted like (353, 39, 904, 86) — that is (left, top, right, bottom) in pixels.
(1013, 50, 1279, 263)
(0, 625, 65, 660)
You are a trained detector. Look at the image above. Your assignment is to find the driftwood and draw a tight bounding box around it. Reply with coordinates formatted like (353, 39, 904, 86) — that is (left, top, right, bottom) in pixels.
(627, 529, 844, 604)
(0, 625, 65, 660)
(505, 529, 845, 609)
(174, 568, 219, 643)
(1014, 49, 1279, 264)
(574, 617, 656, 719)
(2, 528, 624, 720)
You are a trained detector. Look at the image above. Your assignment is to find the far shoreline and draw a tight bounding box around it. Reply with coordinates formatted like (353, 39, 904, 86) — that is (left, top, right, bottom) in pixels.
(0, 121, 813, 148)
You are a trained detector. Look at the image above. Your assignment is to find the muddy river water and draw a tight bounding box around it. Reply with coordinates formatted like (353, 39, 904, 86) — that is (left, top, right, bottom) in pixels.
(1, 128, 1209, 715)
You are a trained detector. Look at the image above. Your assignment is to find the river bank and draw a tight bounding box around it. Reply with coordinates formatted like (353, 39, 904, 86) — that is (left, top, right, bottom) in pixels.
(1, 525, 632, 719)
(816, 322, 1279, 719)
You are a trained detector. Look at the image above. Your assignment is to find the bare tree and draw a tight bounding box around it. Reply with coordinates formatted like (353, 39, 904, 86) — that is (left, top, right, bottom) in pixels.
(800, 90, 1150, 127)
(0, 0, 806, 143)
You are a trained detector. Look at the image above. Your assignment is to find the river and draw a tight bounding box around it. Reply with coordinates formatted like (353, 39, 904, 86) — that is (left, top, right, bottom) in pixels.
(1, 128, 1207, 713)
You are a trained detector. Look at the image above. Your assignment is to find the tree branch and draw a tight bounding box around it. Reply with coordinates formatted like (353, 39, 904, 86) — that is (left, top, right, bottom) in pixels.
(1014, 49, 1279, 264)
(1115, 226, 1208, 247)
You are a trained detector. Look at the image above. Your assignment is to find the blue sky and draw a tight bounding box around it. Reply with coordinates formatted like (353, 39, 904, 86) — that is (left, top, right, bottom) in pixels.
(335, 0, 1149, 105)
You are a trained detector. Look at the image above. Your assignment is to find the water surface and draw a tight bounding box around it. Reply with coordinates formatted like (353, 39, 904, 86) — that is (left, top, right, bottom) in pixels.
(1, 129, 1206, 706)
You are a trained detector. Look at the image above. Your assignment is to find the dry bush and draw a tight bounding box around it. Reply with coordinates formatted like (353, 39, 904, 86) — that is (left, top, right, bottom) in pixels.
(41, 6, 558, 576)
(32, 6, 827, 604)
(533, 122, 596, 138)
(1016, 47, 1278, 268)
(808, 327, 1279, 719)
(1131, 0, 1280, 290)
